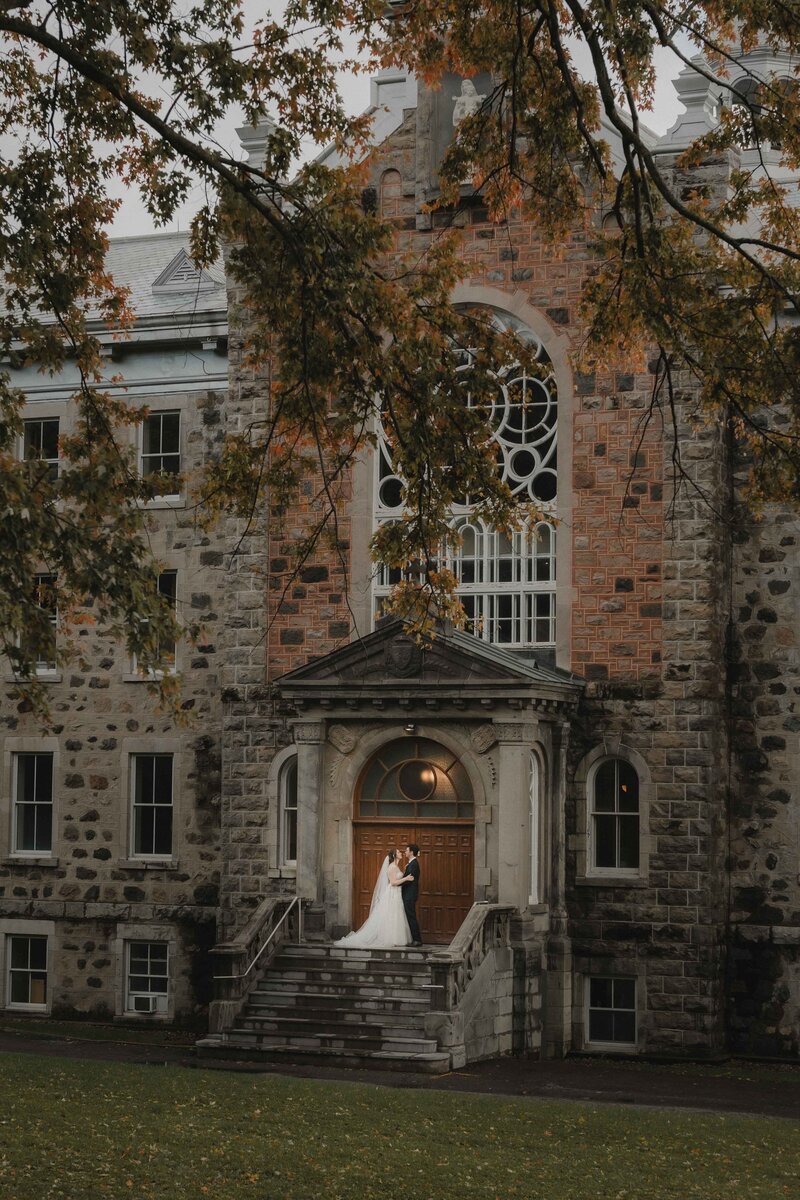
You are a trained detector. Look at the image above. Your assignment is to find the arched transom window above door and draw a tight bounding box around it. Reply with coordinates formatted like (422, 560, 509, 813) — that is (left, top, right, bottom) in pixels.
(373, 307, 558, 649)
(357, 738, 474, 820)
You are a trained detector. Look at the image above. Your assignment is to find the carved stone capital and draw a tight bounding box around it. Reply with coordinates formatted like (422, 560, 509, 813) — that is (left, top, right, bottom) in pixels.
(291, 720, 326, 745)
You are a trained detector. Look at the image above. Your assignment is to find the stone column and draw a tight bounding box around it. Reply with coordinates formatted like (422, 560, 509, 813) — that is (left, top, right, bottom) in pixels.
(292, 720, 325, 902)
(544, 720, 572, 1058)
(495, 722, 538, 909)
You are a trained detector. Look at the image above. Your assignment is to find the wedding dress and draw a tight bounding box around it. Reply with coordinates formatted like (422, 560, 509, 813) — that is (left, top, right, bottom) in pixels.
(335, 857, 412, 949)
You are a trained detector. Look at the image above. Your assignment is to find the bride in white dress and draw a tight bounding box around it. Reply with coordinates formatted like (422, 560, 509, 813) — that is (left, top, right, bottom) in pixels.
(334, 849, 412, 948)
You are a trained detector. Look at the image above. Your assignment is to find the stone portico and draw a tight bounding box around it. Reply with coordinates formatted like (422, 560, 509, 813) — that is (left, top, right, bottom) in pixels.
(274, 621, 582, 947)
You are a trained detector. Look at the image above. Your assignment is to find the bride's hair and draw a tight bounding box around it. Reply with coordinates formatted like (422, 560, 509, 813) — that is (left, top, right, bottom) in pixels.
(386, 849, 397, 864)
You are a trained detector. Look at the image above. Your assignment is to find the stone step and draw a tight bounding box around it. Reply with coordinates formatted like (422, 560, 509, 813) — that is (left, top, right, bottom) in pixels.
(229, 1027, 439, 1054)
(247, 989, 431, 1014)
(195, 1038, 451, 1075)
(282, 944, 433, 964)
(239, 1010, 428, 1034)
(269, 960, 432, 985)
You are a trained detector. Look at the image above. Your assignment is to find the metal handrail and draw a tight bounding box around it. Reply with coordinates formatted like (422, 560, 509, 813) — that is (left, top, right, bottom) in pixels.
(213, 896, 302, 981)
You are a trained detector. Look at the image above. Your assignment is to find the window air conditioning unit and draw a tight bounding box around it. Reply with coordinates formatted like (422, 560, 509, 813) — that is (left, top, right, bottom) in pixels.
(132, 994, 158, 1013)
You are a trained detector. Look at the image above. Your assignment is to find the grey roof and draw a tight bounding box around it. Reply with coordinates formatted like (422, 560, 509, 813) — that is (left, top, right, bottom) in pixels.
(99, 231, 226, 323)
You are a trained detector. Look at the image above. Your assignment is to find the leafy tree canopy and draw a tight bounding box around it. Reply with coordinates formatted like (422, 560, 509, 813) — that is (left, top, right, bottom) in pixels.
(0, 0, 799, 709)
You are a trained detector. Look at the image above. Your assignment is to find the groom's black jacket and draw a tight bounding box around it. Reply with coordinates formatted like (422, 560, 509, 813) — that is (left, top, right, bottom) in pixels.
(404, 857, 420, 902)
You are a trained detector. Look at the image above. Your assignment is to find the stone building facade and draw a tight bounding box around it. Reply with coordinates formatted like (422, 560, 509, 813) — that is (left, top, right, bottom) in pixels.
(1, 51, 799, 1060)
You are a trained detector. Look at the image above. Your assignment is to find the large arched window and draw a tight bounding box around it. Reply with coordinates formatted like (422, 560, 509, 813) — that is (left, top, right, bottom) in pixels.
(373, 308, 557, 648)
(590, 758, 639, 873)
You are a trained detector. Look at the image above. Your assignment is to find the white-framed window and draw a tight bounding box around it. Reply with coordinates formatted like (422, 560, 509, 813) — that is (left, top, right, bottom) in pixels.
(131, 570, 178, 676)
(590, 758, 640, 874)
(529, 752, 540, 905)
(7, 934, 48, 1008)
(130, 754, 173, 858)
(125, 941, 169, 1014)
(586, 976, 637, 1047)
(373, 309, 557, 648)
(12, 752, 53, 856)
(279, 756, 298, 866)
(22, 417, 59, 482)
(141, 411, 181, 496)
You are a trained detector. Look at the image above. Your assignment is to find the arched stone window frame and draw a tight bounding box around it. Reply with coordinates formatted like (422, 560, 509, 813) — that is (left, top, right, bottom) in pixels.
(528, 747, 548, 907)
(267, 745, 300, 877)
(574, 742, 652, 885)
(352, 285, 574, 667)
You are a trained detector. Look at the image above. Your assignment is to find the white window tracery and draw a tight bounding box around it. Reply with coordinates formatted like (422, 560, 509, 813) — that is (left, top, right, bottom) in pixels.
(373, 308, 558, 648)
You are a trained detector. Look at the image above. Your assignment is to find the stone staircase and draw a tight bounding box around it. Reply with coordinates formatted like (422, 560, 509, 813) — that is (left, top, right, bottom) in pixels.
(198, 943, 451, 1074)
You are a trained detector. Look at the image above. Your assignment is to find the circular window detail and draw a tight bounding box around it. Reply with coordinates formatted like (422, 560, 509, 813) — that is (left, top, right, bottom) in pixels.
(358, 737, 474, 820)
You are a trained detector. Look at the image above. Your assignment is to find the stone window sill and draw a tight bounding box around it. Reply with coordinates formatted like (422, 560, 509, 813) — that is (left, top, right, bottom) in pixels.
(118, 858, 180, 871)
(2, 856, 60, 868)
(575, 875, 649, 889)
(4, 673, 62, 684)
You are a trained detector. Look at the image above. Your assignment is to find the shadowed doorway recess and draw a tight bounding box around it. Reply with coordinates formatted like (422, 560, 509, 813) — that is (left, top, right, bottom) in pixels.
(352, 737, 475, 943)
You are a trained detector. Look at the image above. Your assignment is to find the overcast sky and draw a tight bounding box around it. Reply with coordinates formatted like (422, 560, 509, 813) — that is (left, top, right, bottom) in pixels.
(109, 13, 686, 239)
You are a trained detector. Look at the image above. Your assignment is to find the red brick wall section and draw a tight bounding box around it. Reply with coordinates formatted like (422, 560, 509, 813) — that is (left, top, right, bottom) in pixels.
(266, 124, 664, 684)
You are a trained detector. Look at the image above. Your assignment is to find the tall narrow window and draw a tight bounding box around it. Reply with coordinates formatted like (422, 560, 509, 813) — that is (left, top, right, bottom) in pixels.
(587, 977, 636, 1046)
(529, 753, 540, 905)
(141, 412, 181, 495)
(131, 754, 173, 858)
(7, 935, 48, 1007)
(22, 418, 59, 482)
(126, 941, 169, 1014)
(591, 759, 639, 872)
(12, 752, 53, 855)
(280, 757, 298, 866)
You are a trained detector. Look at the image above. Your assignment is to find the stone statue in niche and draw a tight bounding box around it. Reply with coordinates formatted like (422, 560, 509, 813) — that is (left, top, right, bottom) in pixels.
(452, 78, 487, 127)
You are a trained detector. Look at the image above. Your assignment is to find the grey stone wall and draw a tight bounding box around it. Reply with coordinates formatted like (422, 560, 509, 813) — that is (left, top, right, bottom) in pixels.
(567, 376, 731, 1056)
(0, 384, 226, 1023)
(729, 498, 800, 1056)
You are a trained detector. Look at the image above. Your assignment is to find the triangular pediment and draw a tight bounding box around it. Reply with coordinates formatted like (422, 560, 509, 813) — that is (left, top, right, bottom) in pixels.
(275, 620, 582, 711)
(152, 249, 223, 295)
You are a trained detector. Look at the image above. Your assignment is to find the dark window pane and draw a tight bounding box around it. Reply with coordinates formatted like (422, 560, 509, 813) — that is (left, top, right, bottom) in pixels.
(614, 1011, 636, 1043)
(29, 938, 47, 970)
(594, 761, 616, 812)
(590, 977, 614, 1009)
(284, 760, 297, 806)
(154, 756, 173, 803)
(617, 761, 639, 812)
(593, 815, 618, 868)
(589, 1010, 614, 1042)
(10, 938, 29, 970)
(129, 975, 151, 992)
(17, 756, 36, 803)
(136, 806, 155, 855)
(614, 978, 636, 1010)
(10, 973, 29, 1004)
(153, 807, 173, 855)
(34, 755, 53, 803)
(161, 412, 180, 452)
(619, 816, 640, 869)
(135, 756, 154, 805)
(286, 810, 297, 861)
(149, 944, 168, 966)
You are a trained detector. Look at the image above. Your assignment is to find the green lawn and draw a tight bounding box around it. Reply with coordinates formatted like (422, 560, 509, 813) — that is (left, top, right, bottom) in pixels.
(0, 1053, 797, 1200)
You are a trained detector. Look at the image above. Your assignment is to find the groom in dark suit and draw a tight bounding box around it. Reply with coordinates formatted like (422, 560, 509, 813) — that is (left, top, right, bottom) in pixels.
(401, 844, 422, 946)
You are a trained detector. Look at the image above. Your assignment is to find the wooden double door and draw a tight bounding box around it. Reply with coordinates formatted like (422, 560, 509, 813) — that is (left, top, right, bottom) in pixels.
(352, 823, 474, 944)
